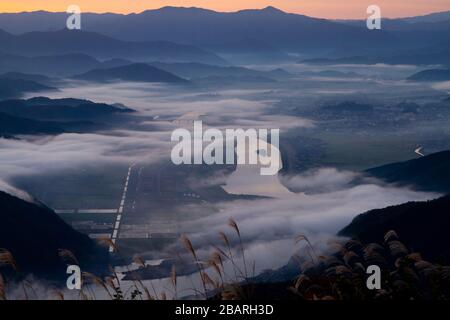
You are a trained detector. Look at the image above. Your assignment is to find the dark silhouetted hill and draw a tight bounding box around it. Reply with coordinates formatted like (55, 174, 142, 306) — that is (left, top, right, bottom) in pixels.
(0, 97, 134, 121)
(73, 63, 188, 83)
(0, 191, 106, 278)
(339, 195, 450, 263)
(0, 97, 134, 135)
(0, 112, 65, 135)
(366, 150, 450, 194)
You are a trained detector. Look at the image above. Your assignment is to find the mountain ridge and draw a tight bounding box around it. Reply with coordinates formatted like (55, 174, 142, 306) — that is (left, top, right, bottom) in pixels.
(1, 7, 448, 61)
(1, 6, 448, 23)
(0, 8, 398, 53)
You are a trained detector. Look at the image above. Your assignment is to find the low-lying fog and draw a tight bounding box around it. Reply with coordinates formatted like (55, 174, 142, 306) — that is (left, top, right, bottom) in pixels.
(1, 62, 448, 298)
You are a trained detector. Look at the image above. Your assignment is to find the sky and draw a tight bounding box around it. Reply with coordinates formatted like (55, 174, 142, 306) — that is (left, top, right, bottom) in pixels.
(0, 0, 449, 19)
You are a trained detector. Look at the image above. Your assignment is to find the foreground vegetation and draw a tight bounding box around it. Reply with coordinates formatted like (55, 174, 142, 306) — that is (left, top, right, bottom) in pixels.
(1, 219, 450, 300)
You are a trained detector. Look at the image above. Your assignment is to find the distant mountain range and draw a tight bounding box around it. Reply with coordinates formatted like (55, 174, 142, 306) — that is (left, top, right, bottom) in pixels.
(0, 7, 445, 34)
(407, 68, 450, 81)
(0, 191, 105, 278)
(366, 150, 450, 194)
(73, 63, 188, 83)
(0, 7, 448, 58)
(0, 28, 226, 64)
(0, 7, 448, 65)
(0, 7, 389, 49)
(339, 195, 450, 263)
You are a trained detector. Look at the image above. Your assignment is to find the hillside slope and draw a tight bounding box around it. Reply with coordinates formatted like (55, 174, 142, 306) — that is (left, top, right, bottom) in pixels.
(0, 191, 106, 278)
(339, 195, 450, 262)
(365, 150, 450, 194)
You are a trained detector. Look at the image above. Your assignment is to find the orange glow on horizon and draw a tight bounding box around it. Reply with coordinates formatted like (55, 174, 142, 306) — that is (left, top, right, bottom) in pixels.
(0, 0, 449, 19)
